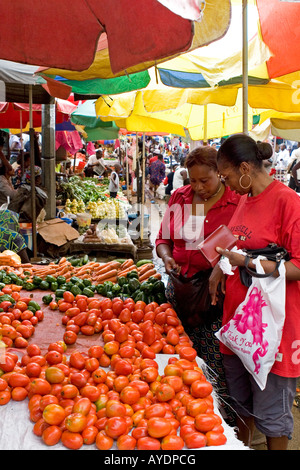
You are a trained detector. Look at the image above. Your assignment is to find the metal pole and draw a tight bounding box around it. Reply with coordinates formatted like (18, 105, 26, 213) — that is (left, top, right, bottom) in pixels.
(242, 0, 249, 134)
(29, 85, 38, 260)
(203, 104, 208, 143)
(140, 133, 146, 245)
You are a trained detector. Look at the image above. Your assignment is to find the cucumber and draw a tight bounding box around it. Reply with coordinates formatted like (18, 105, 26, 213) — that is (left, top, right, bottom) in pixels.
(136, 259, 153, 267)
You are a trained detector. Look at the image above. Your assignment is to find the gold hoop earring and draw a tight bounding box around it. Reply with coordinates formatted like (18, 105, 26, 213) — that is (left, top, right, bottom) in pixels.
(239, 174, 252, 190)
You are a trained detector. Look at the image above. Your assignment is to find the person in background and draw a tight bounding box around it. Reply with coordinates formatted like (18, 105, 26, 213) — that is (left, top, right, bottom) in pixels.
(288, 142, 300, 192)
(24, 132, 42, 166)
(9, 133, 21, 164)
(108, 163, 121, 198)
(12, 152, 31, 188)
(0, 165, 18, 206)
(156, 145, 240, 426)
(211, 133, 300, 450)
(0, 136, 13, 174)
(84, 149, 106, 177)
(171, 157, 188, 193)
(149, 154, 165, 199)
(0, 209, 30, 263)
(164, 164, 178, 203)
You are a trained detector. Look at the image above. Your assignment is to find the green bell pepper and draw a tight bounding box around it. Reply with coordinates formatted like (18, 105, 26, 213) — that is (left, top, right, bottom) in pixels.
(39, 280, 50, 290)
(42, 294, 53, 305)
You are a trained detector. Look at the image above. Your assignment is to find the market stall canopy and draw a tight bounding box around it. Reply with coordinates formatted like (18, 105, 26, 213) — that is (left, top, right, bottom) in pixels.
(156, 0, 300, 88)
(95, 88, 258, 140)
(0, 60, 71, 103)
(71, 99, 120, 141)
(0, 0, 230, 77)
(251, 111, 300, 142)
(0, 99, 77, 130)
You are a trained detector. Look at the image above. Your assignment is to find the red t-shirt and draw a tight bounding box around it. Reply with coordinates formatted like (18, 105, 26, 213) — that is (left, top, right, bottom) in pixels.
(221, 180, 300, 378)
(156, 184, 240, 277)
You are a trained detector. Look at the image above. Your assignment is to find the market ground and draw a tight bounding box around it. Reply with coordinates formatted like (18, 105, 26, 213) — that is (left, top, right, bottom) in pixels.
(137, 187, 300, 451)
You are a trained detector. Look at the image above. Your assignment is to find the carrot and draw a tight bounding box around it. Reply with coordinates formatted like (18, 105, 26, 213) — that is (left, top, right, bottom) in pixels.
(137, 263, 154, 275)
(96, 269, 118, 282)
(58, 257, 67, 265)
(117, 266, 138, 277)
(97, 275, 118, 284)
(120, 259, 134, 270)
(138, 269, 157, 282)
(94, 261, 121, 273)
(93, 264, 115, 276)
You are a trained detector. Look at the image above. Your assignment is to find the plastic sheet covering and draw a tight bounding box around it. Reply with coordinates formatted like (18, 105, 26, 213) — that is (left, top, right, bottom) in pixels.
(0, 289, 248, 450)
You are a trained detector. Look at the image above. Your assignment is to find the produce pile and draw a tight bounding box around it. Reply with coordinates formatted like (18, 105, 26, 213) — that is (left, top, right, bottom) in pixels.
(61, 176, 128, 219)
(0, 281, 228, 450)
(0, 258, 164, 305)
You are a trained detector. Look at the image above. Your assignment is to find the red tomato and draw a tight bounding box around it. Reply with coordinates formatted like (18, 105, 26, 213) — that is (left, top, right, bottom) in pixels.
(45, 366, 65, 384)
(8, 373, 30, 388)
(63, 291, 75, 304)
(63, 330, 77, 345)
(76, 298, 88, 312)
(42, 404, 66, 425)
(161, 434, 185, 450)
(29, 378, 52, 396)
(155, 383, 175, 402)
(184, 431, 207, 449)
(120, 385, 140, 405)
(61, 430, 83, 450)
(95, 430, 113, 450)
(65, 412, 88, 432)
(137, 436, 161, 450)
(82, 425, 98, 445)
(33, 418, 50, 437)
(69, 351, 85, 370)
(105, 416, 128, 439)
(117, 434, 136, 450)
(11, 387, 28, 401)
(45, 350, 63, 365)
(190, 380, 213, 398)
(42, 425, 62, 446)
(206, 431, 227, 446)
(72, 397, 92, 416)
(147, 417, 172, 438)
(39, 394, 59, 411)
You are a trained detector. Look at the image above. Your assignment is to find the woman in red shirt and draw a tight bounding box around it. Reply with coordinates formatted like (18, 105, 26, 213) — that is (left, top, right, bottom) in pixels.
(213, 134, 300, 450)
(156, 145, 240, 425)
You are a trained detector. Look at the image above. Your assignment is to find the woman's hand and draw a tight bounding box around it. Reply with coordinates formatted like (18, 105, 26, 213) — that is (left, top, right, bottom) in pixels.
(163, 255, 180, 275)
(209, 264, 226, 306)
(216, 247, 246, 267)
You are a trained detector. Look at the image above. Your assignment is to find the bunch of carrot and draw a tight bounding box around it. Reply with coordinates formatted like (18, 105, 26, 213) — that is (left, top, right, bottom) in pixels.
(2, 257, 161, 286)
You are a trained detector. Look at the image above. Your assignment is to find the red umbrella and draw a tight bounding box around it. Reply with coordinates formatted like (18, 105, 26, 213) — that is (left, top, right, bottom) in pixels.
(256, 0, 300, 79)
(0, 0, 231, 76)
(0, 100, 77, 129)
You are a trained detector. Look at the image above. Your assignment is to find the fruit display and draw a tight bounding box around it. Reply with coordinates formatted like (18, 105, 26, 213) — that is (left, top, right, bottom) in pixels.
(0, 255, 232, 450)
(0, 289, 228, 450)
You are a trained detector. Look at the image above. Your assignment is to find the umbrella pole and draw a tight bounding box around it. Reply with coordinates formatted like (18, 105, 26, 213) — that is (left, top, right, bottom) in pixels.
(140, 133, 146, 246)
(242, 0, 249, 135)
(125, 136, 130, 202)
(20, 111, 24, 176)
(203, 105, 208, 143)
(29, 85, 38, 261)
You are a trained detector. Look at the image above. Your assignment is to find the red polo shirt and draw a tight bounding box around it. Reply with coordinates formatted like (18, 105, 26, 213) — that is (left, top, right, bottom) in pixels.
(156, 184, 240, 277)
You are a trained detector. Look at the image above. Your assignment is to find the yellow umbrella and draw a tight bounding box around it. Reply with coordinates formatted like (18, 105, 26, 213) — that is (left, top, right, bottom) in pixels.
(96, 87, 262, 140)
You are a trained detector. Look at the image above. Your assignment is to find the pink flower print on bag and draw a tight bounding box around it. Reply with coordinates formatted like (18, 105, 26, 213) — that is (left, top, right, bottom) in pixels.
(216, 258, 286, 390)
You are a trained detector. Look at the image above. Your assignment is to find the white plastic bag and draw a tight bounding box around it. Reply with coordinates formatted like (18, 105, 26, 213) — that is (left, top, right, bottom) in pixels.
(216, 257, 286, 390)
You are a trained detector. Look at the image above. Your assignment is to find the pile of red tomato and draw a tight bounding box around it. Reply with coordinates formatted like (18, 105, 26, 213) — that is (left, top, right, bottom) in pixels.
(0, 289, 228, 450)
(0, 287, 44, 349)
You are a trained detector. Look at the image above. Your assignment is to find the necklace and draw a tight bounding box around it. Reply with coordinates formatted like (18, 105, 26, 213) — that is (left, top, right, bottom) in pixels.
(203, 182, 223, 201)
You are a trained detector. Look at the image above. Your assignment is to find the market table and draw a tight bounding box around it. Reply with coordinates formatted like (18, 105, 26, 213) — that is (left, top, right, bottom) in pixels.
(0, 355, 247, 451)
(0, 289, 248, 451)
(69, 240, 138, 263)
